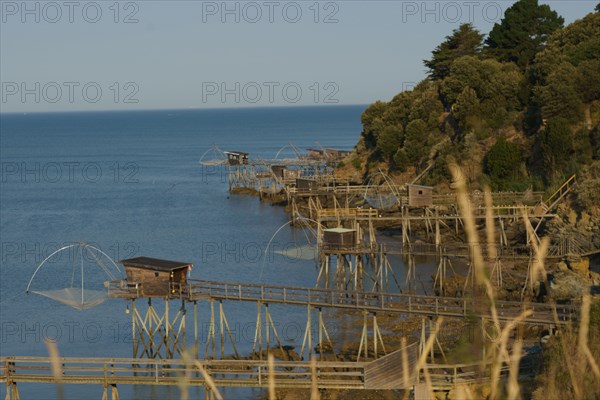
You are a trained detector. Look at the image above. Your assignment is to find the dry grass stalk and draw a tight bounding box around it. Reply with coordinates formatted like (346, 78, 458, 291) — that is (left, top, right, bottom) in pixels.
(577, 295, 600, 378)
(179, 351, 223, 400)
(192, 359, 223, 400)
(550, 305, 582, 399)
(450, 166, 502, 330)
(521, 210, 550, 291)
(400, 337, 411, 400)
(44, 339, 64, 400)
(310, 356, 320, 400)
(449, 164, 486, 285)
(488, 309, 532, 400)
(484, 187, 497, 261)
(453, 384, 475, 399)
(544, 295, 600, 400)
(449, 164, 542, 400)
(412, 317, 444, 399)
(179, 352, 191, 400)
(507, 338, 523, 400)
(268, 353, 276, 400)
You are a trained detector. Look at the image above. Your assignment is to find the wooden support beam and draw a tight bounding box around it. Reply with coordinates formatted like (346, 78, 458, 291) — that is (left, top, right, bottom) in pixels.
(300, 305, 313, 361)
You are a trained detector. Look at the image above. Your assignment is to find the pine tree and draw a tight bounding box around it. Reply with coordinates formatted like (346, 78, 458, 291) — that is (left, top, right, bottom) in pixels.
(424, 23, 483, 81)
(485, 0, 563, 70)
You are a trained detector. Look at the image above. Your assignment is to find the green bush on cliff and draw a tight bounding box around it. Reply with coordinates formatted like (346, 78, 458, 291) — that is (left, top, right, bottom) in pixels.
(484, 138, 523, 190)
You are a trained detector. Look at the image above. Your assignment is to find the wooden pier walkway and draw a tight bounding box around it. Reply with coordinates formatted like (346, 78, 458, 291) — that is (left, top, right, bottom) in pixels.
(316, 206, 555, 221)
(0, 356, 366, 390)
(108, 279, 576, 325)
(290, 185, 544, 206)
(0, 350, 527, 394)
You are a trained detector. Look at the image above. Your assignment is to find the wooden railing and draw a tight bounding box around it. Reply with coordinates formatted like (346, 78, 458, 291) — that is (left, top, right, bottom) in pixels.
(108, 278, 576, 324)
(419, 356, 535, 389)
(0, 354, 534, 391)
(0, 356, 366, 390)
(182, 280, 575, 325)
(545, 174, 577, 209)
(106, 280, 142, 298)
(320, 241, 539, 260)
(431, 191, 544, 206)
(317, 208, 379, 219)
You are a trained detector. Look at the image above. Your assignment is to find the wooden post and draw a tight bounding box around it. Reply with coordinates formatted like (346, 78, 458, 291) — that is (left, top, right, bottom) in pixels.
(429, 318, 434, 363)
(165, 299, 170, 358)
(206, 300, 216, 359)
(111, 384, 120, 400)
(194, 301, 199, 359)
(253, 302, 262, 359)
(219, 300, 225, 359)
(435, 207, 441, 257)
(300, 305, 313, 360)
(131, 300, 137, 359)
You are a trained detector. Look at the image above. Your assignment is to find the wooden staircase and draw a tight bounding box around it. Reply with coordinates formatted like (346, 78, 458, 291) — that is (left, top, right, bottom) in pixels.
(544, 174, 577, 212)
(534, 174, 577, 233)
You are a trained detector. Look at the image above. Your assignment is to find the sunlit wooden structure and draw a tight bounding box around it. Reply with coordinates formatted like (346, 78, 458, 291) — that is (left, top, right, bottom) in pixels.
(111, 257, 192, 360)
(1, 345, 533, 399)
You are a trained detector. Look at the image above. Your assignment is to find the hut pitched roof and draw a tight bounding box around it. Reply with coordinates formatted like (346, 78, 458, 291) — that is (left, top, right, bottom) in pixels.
(119, 257, 192, 272)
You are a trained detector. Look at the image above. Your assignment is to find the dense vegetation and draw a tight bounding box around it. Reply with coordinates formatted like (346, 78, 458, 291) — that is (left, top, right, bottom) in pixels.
(355, 0, 600, 192)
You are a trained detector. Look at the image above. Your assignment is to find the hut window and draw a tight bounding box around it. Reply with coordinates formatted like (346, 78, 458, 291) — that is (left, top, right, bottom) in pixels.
(418, 190, 423, 195)
(154, 272, 159, 277)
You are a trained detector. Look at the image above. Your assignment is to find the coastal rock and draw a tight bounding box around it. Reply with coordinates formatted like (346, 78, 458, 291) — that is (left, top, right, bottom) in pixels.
(557, 261, 569, 272)
(257, 346, 301, 361)
(548, 270, 591, 302)
(446, 384, 491, 400)
(567, 257, 590, 275)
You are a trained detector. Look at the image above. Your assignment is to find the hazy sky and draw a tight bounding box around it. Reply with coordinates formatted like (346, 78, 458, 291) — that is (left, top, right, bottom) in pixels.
(0, 1, 596, 112)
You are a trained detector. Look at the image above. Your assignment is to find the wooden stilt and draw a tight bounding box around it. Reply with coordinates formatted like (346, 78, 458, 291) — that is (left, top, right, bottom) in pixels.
(110, 384, 120, 400)
(253, 302, 263, 359)
(194, 301, 199, 359)
(300, 305, 313, 360)
(206, 300, 216, 359)
(219, 300, 240, 358)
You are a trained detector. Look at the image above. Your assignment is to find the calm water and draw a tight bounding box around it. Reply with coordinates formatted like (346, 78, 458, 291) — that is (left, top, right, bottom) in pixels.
(0, 106, 433, 399)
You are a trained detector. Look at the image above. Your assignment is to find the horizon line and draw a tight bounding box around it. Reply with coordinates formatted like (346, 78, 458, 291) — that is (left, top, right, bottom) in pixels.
(0, 103, 370, 116)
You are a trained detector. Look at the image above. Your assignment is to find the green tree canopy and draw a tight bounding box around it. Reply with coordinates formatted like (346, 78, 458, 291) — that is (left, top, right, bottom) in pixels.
(376, 125, 403, 160)
(485, 0, 564, 70)
(540, 118, 573, 181)
(485, 138, 522, 188)
(404, 119, 429, 167)
(354, 6, 596, 188)
(534, 62, 582, 122)
(393, 149, 409, 172)
(453, 87, 480, 131)
(407, 81, 444, 129)
(533, 12, 600, 79)
(424, 23, 484, 81)
(577, 60, 600, 104)
(441, 57, 522, 105)
(360, 101, 388, 149)
(532, 12, 600, 122)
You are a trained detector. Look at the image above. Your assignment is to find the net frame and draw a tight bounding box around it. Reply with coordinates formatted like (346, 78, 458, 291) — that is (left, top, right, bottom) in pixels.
(26, 242, 121, 310)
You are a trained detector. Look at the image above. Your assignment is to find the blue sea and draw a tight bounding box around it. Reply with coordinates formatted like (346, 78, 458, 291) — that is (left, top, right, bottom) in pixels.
(0, 106, 434, 399)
